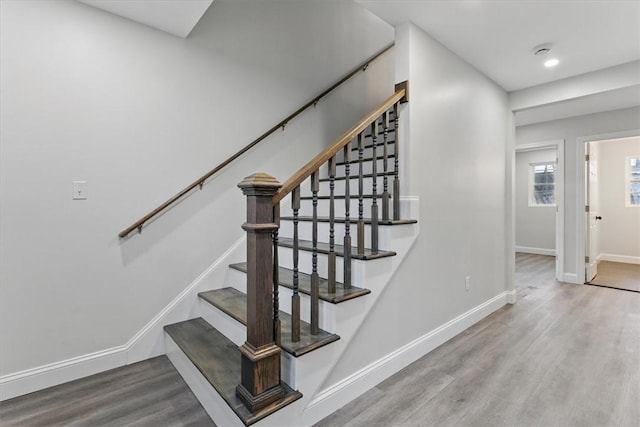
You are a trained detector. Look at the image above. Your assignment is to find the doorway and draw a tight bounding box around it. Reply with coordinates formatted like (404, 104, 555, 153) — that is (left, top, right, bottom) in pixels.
(580, 134, 640, 292)
(515, 140, 564, 281)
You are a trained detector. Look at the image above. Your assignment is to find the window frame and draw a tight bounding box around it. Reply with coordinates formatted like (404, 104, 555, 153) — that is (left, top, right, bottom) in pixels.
(626, 155, 640, 207)
(528, 161, 557, 208)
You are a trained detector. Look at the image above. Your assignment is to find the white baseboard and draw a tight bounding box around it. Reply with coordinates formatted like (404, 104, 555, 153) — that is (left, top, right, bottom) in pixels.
(598, 253, 640, 265)
(0, 346, 128, 401)
(515, 246, 556, 256)
(305, 290, 510, 417)
(0, 237, 245, 402)
(506, 288, 517, 304)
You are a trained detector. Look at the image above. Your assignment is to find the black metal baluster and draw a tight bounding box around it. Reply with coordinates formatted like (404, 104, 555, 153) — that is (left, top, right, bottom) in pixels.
(393, 102, 401, 220)
(343, 142, 352, 289)
(357, 133, 365, 255)
(311, 171, 320, 335)
(291, 186, 301, 342)
(370, 120, 379, 254)
(382, 112, 390, 221)
(272, 203, 281, 346)
(328, 158, 337, 294)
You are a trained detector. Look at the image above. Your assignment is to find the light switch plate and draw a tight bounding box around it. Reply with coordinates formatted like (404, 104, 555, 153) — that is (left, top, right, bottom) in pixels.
(72, 181, 87, 200)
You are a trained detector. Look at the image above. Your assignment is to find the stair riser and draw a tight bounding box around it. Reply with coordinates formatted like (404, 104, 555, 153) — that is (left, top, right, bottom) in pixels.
(276, 246, 373, 286)
(198, 298, 246, 347)
(278, 285, 339, 332)
(280, 220, 382, 249)
(335, 158, 392, 176)
(296, 197, 391, 219)
(316, 175, 388, 196)
(336, 143, 396, 163)
(224, 268, 340, 332)
(277, 245, 347, 283)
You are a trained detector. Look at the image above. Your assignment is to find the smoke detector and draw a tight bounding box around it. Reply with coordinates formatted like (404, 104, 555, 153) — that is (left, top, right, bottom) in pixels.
(533, 43, 553, 56)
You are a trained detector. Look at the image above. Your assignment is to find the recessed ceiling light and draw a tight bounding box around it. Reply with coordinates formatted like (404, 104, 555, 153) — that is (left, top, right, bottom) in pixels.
(544, 58, 559, 68)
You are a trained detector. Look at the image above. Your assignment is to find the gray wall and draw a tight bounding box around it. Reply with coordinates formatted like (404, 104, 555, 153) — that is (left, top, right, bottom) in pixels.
(324, 22, 509, 386)
(515, 149, 556, 253)
(0, 0, 394, 376)
(516, 107, 640, 279)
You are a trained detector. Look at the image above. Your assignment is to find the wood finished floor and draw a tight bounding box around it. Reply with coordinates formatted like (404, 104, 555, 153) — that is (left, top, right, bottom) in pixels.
(0, 356, 215, 427)
(315, 253, 640, 427)
(590, 260, 640, 292)
(2, 254, 638, 426)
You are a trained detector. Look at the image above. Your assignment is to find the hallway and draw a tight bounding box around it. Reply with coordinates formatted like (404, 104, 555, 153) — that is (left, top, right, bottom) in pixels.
(316, 253, 640, 426)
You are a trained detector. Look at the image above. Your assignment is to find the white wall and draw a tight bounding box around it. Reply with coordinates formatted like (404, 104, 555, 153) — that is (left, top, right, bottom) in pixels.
(516, 107, 640, 280)
(515, 149, 556, 254)
(323, 22, 509, 386)
(595, 137, 640, 262)
(0, 0, 395, 377)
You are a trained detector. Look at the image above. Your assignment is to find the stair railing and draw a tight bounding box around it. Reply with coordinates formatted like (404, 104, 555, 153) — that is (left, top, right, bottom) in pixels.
(118, 44, 394, 239)
(236, 81, 407, 413)
(275, 82, 408, 337)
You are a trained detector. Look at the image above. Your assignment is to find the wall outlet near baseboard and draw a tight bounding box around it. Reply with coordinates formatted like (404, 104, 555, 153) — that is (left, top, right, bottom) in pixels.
(465, 275, 471, 292)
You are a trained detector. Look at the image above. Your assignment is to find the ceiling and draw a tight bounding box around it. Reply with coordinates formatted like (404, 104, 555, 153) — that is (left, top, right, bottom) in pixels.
(357, 0, 640, 92)
(78, 0, 640, 125)
(78, 0, 213, 38)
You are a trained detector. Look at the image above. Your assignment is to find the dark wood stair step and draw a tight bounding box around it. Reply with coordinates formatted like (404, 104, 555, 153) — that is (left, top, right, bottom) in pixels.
(280, 216, 417, 226)
(336, 154, 395, 166)
(319, 171, 395, 182)
(198, 288, 340, 357)
(278, 237, 396, 260)
(164, 318, 302, 426)
(229, 262, 370, 304)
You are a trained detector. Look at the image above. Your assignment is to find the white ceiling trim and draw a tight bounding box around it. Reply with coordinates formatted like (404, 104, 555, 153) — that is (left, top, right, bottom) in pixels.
(78, 0, 214, 38)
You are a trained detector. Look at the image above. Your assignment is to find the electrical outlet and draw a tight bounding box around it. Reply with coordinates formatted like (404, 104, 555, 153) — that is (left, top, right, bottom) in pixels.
(465, 275, 471, 292)
(72, 181, 87, 200)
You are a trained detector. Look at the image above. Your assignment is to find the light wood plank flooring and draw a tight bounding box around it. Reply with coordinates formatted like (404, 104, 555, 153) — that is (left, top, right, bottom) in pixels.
(315, 253, 640, 427)
(2, 255, 638, 426)
(0, 356, 215, 427)
(590, 260, 640, 293)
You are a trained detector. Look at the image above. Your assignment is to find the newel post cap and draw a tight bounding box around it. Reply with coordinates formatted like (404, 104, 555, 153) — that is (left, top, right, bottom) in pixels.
(238, 173, 282, 196)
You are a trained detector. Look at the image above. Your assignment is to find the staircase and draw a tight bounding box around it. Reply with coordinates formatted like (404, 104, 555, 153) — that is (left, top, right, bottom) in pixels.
(162, 84, 416, 426)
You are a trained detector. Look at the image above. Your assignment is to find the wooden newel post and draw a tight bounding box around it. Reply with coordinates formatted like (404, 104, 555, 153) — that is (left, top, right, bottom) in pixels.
(237, 173, 285, 412)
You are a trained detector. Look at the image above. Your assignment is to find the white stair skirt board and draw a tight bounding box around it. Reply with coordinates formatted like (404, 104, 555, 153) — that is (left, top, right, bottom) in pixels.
(0, 237, 246, 401)
(597, 253, 640, 265)
(515, 246, 556, 257)
(165, 334, 244, 427)
(300, 290, 513, 426)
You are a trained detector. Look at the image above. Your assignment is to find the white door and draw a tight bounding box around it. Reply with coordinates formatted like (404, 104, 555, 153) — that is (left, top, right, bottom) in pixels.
(585, 142, 600, 282)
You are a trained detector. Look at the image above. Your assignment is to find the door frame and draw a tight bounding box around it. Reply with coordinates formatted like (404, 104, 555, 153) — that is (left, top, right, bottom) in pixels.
(576, 129, 640, 283)
(515, 139, 565, 281)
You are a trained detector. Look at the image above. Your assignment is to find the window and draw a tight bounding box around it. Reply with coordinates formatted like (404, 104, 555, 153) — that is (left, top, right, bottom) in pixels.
(627, 156, 640, 207)
(529, 162, 556, 207)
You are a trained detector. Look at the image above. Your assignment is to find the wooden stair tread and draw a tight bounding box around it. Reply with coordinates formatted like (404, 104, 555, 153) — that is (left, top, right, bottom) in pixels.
(280, 216, 417, 226)
(229, 262, 370, 304)
(164, 318, 302, 426)
(318, 171, 395, 182)
(278, 237, 396, 260)
(198, 288, 340, 357)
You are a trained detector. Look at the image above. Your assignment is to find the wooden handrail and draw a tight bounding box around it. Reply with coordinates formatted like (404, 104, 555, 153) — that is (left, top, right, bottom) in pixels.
(118, 43, 395, 238)
(273, 87, 406, 205)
